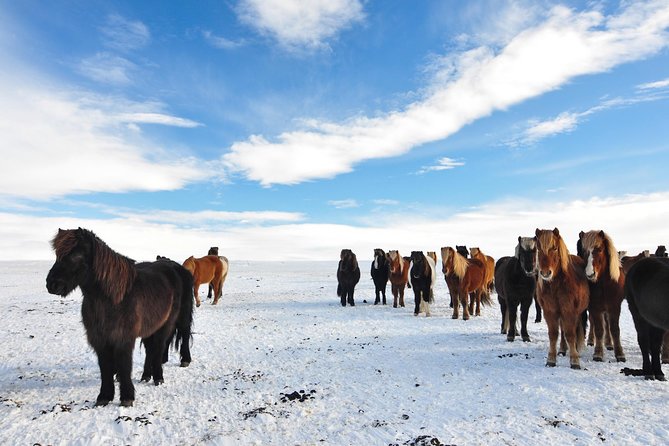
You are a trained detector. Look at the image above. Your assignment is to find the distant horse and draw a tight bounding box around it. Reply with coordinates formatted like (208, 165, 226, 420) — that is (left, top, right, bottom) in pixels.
(388, 250, 410, 308)
(441, 247, 490, 320)
(206, 247, 230, 300)
(337, 249, 360, 307)
(470, 247, 495, 293)
(655, 246, 668, 257)
(623, 257, 669, 380)
(440, 247, 460, 311)
(46, 228, 193, 407)
(426, 251, 438, 265)
(535, 228, 589, 369)
(578, 230, 626, 362)
(183, 255, 226, 307)
(622, 250, 650, 274)
(371, 248, 390, 305)
(495, 237, 537, 342)
(410, 251, 436, 317)
(456, 245, 469, 258)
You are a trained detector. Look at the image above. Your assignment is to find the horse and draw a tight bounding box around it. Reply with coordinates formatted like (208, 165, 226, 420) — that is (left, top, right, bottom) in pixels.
(655, 245, 668, 257)
(535, 228, 589, 369)
(410, 251, 436, 316)
(441, 246, 490, 320)
(494, 237, 537, 342)
(578, 230, 626, 362)
(622, 250, 650, 274)
(182, 255, 226, 307)
(470, 247, 495, 293)
(45, 228, 193, 407)
(371, 248, 390, 305)
(456, 245, 469, 258)
(337, 249, 360, 307)
(623, 256, 669, 380)
(206, 247, 230, 300)
(388, 250, 410, 308)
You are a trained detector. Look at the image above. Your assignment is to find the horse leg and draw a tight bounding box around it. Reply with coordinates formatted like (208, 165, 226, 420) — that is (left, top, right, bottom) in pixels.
(424, 290, 431, 317)
(499, 297, 507, 334)
(94, 345, 116, 406)
(650, 327, 666, 381)
(115, 342, 136, 406)
(413, 287, 421, 316)
(212, 280, 221, 305)
(591, 310, 605, 362)
(662, 331, 669, 364)
(520, 298, 531, 342)
(559, 329, 568, 357)
(604, 313, 614, 350)
(347, 287, 355, 306)
(475, 291, 482, 316)
(461, 290, 470, 321)
(194, 283, 201, 307)
(451, 286, 460, 319)
(608, 307, 625, 362)
(468, 292, 475, 316)
(543, 310, 559, 367)
(399, 286, 405, 308)
(507, 300, 519, 342)
(587, 311, 595, 347)
(382, 286, 387, 305)
(207, 283, 213, 299)
(563, 317, 582, 369)
(141, 337, 157, 382)
(534, 296, 542, 323)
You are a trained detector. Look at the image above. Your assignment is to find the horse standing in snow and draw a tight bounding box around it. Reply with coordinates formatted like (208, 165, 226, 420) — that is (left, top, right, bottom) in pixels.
(370, 248, 390, 305)
(337, 249, 360, 307)
(410, 251, 436, 317)
(46, 228, 193, 407)
(388, 250, 410, 308)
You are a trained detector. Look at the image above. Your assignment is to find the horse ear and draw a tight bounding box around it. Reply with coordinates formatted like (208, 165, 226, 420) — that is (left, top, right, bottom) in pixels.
(518, 236, 522, 243)
(535, 228, 541, 237)
(599, 230, 605, 238)
(553, 228, 560, 236)
(579, 231, 584, 239)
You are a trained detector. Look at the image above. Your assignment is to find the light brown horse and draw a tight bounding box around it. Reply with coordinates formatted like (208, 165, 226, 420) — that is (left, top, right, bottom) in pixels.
(182, 255, 225, 307)
(441, 246, 491, 320)
(470, 247, 495, 293)
(578, 230, 626, 362)
(388, 250, 410, 308)
(535, 228, 589, 369)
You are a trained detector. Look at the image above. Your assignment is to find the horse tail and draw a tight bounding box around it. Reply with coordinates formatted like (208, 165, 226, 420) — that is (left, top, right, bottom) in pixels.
(503, 306, 510, 333)
(337, 283, 343, 297)
(480, 289, 493, 307)
(174, 264, 194, 366)
(217, 257, 229, 299)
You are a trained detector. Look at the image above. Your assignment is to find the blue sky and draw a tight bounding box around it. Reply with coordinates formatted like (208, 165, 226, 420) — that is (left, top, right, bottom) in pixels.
(1, 0, 669, 261)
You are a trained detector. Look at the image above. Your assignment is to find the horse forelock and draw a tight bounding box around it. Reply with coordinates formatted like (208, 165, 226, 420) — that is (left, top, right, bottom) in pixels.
(52, 229, 78, 258)
(580, 230, 621, 281)
(536, 229, 570, 272)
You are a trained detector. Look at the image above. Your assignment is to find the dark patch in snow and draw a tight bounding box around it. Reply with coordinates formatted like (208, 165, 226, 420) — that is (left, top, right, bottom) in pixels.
(280, 389, 316, 403)
(498, 353, 531, 359)
(390, 435, 454, 446)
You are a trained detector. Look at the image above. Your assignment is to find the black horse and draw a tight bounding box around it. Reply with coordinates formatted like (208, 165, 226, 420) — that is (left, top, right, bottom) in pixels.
(623, 256, 669, 380)
(370, 248, 390, 305)
(337, 249, 360, 307)
(410, 251, 435, 317)
(46, 228, 193, 407)
(495, 237, 537, 342)
(207, 246, 219, 299)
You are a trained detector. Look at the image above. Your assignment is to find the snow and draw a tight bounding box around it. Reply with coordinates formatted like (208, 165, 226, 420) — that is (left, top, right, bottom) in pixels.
(1, 259, 668, 445)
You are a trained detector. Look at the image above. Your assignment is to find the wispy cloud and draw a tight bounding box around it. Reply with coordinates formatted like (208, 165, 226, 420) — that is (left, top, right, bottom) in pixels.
(637, 77, 669, 90)
(236, 0, 364, 51)
(202, 30, 246, 50)
(223, 3, 669, 186)
(78, 52, 136, 85)
(100, 14, 150, 52)
(417, 157, 465, 174)
(110, 209, 305, 225)
(328, 199, 359, 209)
(372, 199, 400, 206)
(117, 112, 202, 128)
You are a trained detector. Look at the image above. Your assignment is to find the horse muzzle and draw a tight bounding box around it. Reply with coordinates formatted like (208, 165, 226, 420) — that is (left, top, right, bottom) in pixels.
(539, 270, 553, 281)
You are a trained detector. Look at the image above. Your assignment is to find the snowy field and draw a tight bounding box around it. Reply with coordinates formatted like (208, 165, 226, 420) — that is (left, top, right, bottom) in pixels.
(1, 260, 667, 445)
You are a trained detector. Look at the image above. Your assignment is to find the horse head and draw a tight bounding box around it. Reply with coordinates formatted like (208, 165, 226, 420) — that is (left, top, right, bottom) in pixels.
(456, 245, 469, 258)
(410, 251, 426, 278)
(579, 230, 621, 283)
(46, 228, 92, 297)
(440, 247, 453, 274)
(339, 249, 358, 271)
(515, 236, 537, 277)
(208, 246, 219, 256)
(388, 250, 402, 274)
(373, 248, 386, 269)
(535, 228, 569, 282)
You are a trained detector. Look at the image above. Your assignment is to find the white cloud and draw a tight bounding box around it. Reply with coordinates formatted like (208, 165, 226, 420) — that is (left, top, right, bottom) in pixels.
(0, 75, 211, 200)
(111, 209, 305, 225)
(202, 30, 246, 50)
(236, 0, 364, 51)
(4, 191, 669, 261)
(328, 199, 359, 209)
(637, 77, 669, 90)
(223, 2, 669, 186)
(372, 199, 400, 206)
(100, 14, 150, 52)
(523, 112, 580, 142)
(417, 157, 465, 174)
(78, 53, 136, 85)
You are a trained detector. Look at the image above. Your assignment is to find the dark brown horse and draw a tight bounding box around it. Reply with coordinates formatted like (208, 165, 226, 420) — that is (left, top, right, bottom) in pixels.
(337, 249, 360, 307)
(578, 230, 626, 362)
(535, 228, 589, 369)
(410, 251, 436, 317)
(46, 228, 193, 407)
(441, 246, 490, 320)
(183, 255, 227, 306)
(388, 250, 410, 308)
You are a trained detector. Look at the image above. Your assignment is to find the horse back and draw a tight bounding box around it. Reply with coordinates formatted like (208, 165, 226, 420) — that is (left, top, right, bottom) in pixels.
(626, 257, 669, 330)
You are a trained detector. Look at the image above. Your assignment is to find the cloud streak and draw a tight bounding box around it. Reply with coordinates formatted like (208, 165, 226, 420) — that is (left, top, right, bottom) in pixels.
(223, 2, 669, 186)
(417, 157, 465, 174)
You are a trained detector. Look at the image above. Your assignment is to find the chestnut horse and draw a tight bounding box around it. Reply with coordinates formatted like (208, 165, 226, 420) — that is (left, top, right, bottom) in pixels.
(578, 230, 626, 362)
(46, 228, 193, 407)
(388, 250, 410, 308)
(470, 247, 495, 293)
(206, 247, 230, 301)
(441, 246, 490, 320)
(182, 255, 225, 307)
(535, 228, 589, 369)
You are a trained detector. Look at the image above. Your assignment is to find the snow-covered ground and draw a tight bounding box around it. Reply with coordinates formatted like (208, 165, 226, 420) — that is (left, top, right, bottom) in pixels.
(1, 260, 667, 445)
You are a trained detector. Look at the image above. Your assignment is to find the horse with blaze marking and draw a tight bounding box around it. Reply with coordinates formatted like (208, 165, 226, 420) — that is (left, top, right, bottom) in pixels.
(370, 248, 390, 305)
(535, 228, 589, 369)
(388, 250, 410, 308)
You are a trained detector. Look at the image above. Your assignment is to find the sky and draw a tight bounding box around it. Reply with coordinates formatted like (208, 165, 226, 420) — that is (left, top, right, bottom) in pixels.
(1, 0, 669, 262)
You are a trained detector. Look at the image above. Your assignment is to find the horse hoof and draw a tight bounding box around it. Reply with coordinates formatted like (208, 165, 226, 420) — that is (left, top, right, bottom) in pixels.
(140, 376, 151, 383)
(645, 375, 656, 381)
(180, 361, 190, 367)
(616, 356, 626, 363)
(413, 312, 418, 317)
(545, 361, 556, 367)
(452, 315, 459, 320)
(592, 356, 603, 362)
(506, 336, 515, 343)
(656, 375, 667, 382)
(606, 346, 614, 351)
(522, 336, 531, 342)
(120, 400, 134, 407)
(558, 352, 566, 357)
(534, 318, 541, 323)
(196, 302, 201, 308)
(95, 399, 110, 407)
(570, 364, 581, 370)
(154, 379, 164, 386)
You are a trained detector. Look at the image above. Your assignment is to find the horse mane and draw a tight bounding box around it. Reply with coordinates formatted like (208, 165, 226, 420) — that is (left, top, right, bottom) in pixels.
(451, 248, 469, 279)
(515, 237, 536, 258)
(580, 230, 621, 282)
(536, 229, 570, 273)
(54, 228, 136, 305)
